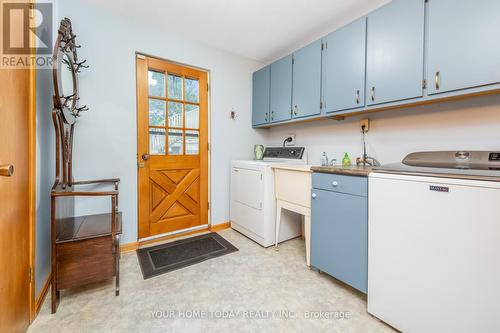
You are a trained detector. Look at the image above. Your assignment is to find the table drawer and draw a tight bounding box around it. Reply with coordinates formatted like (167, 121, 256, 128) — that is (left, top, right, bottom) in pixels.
(313, 172, 367, 197)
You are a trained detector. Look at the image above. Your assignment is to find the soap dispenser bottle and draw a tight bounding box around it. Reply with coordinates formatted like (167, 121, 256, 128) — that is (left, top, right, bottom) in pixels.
(342, 152, 351, 167)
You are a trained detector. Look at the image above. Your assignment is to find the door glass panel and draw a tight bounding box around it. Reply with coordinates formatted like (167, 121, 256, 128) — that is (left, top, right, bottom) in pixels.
(168, 74, 183, 100)
(149, 128, 166, 155)
(186, 130, 199, 155)
(168, 129, 183, 155)
(148, 70, 165, 97)
(185, 78, 199, 103)
(185, 104, 199, 129)
(149, 99, 166, 126)
(168, 102, 183, 128)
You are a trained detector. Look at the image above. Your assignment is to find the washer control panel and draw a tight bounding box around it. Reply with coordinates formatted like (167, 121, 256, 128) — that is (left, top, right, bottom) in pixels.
(263, 147, 305, 160)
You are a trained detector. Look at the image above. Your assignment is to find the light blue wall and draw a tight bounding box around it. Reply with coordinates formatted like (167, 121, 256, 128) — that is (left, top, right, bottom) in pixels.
(56, 0, 266, 244)
(35, 65, 54, 296)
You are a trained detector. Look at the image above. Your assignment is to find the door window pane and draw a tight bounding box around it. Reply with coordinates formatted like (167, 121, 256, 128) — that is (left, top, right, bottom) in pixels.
(168, 74, 183, 100)
(168, 102, 183, 128)
(185, 78, 199, 103)
(149, 99, 166, 126)
(186, 130, 199, 155)
(148, 71, 165, 97)
(149, 128, 166, 155)
(168, 129, 183, 155)
(185, 104, 199, 129)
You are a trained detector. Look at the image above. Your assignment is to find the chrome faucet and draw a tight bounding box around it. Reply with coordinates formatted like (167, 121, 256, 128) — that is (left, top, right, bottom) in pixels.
(357, 125, 381, 167)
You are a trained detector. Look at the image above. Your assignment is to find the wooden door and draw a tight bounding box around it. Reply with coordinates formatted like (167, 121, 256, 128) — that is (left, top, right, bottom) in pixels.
(323, 17, 367, 113)
(270, 55, 293, 123)
(427, 0, 500, 95)
(252, 65, 270, 126)
(0, 55, 34, 333)
(137, 56, 208, 239)
(292, 40, 322, 119)
(366, 0, 425, 106)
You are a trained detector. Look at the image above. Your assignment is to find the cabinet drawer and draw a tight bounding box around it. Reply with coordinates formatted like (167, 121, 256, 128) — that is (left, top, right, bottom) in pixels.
(312, 173, 367, 197)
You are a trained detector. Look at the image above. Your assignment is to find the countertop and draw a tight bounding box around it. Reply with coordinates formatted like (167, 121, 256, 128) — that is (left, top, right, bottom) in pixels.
(310, 165, 373, 177)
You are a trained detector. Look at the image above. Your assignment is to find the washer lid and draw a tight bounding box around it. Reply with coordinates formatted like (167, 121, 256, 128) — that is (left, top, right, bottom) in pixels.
(374, 151, 500, 181)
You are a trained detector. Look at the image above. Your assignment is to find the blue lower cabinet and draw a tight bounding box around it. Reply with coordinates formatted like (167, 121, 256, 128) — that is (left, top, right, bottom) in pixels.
(311, 177, 368, 293)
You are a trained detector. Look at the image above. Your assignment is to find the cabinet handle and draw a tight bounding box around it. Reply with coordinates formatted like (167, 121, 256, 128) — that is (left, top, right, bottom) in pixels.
(435, 71, 440, 90)
(371, 87, 375, 102)
(311, 193, 317, 199)
(332, 181, 338, 187)
(356, 90, 360, 104)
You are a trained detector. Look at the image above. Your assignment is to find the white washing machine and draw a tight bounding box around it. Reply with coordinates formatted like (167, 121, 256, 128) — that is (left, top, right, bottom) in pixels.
(230, 147, 307, 247)
(369, 151, 500, 333)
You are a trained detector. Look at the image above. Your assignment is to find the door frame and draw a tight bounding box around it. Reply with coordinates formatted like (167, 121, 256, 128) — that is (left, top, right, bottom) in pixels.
(135, 52, 211, 242)
(28, 0, 37, 321)
(28, 50, 36, 321)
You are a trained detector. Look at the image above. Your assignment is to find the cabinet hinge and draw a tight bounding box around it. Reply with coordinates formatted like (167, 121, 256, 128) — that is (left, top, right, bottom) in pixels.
(321, 42, 324, 51)
(260, 174, 263, 180)
(207, 143, 210, 152)
(207, 82, 209, 92)
(320, 101, 323, 109)
(422, 79, 427, 89)
(292, 57, 294, 65)
(28, 267, 33, 283)
(136, 54, 146, 60)
(208, 202, 210, 210)
(260, 202, 263, 209)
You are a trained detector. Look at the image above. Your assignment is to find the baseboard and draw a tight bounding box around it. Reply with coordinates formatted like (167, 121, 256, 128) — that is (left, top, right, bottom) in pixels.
(35, 273, 52, 316)
(209, 221, 231, 232)
(120, 221, 232, 253)
(120, 242, 139, 253)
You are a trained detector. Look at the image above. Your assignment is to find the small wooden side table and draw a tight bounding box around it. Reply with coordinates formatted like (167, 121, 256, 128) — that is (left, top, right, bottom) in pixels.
(51, 178, 121, 314)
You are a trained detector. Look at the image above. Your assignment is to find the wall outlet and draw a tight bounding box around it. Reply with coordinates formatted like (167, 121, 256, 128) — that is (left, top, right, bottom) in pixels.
(287, 133, 296, 146)
(360, 119, 370, 133)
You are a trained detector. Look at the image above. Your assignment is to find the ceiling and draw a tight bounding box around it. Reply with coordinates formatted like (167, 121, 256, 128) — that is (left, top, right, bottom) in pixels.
(83, 0, 390, 63)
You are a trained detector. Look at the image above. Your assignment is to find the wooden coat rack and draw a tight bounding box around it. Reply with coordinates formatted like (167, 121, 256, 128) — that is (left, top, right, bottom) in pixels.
(50, 18, 122, 314)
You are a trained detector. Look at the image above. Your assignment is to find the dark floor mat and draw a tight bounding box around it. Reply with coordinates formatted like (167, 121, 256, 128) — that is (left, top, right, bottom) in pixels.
(137, 232, 238, 279)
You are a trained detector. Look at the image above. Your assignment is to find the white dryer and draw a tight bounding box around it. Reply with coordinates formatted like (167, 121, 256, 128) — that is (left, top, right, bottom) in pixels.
(230, 147, 307, 247)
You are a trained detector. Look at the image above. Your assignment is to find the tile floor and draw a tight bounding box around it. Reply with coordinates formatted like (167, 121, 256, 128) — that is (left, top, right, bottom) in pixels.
(29, 229, 396, 333)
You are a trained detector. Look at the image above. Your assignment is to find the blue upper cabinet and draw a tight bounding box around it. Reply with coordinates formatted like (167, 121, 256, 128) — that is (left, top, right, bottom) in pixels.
(323, 17, 367, 113)
(427, 0, 500, 95)
(366, 0, 425, 106)
(292, 40, 322, 119)
(270, 55, 293, 123)
(252, 65, 270, 126)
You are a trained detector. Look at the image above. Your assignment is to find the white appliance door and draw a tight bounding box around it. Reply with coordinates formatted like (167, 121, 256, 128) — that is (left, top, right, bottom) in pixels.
(231, 167, 263, 210)
(368, 173, 500, 333)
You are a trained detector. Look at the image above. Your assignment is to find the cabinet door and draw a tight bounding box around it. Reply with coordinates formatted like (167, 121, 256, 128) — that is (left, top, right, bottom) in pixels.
(270, 55, 293, 123)
(366, 0, 425, 105)
(427, 0, 500, 95)
(292, 40, 322, 119)
(252, 66, 270, 126)
(311, 188, 368, 293)
(323, 17, 366, 113)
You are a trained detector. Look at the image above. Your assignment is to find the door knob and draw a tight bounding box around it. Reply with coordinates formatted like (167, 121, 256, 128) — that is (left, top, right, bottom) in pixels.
(311, 193, 317, 199)
(0, 164, 14, 177)
(141, 154, 150, 161)
(332, 181, 338, 187)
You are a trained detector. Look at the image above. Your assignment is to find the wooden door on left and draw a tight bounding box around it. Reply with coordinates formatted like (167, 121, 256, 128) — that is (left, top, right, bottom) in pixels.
(0, 37, 34, 333)
(137, 56, 209, 239)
